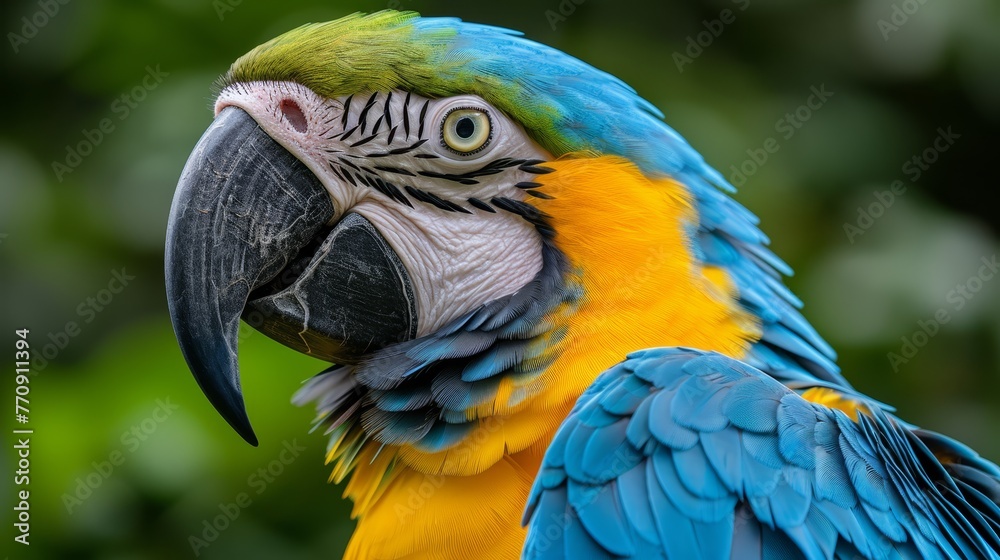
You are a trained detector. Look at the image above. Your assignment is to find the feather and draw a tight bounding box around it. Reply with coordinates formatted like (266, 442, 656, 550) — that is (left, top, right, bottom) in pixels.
(526, 349, 1000, 559)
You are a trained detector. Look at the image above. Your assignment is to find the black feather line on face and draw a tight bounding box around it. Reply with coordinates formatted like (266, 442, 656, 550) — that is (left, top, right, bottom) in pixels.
(491, 196, 555, 238)
(370, 176, 411, 207)
(404, 186, 456, 213)
(417, 170, 480, 186)
(341, 94, 353, 129)
(519, 164, 555, 175)
(417, 100, 429, 139)
(350, 133, 379, 148)
(328, 162, 346, 183)
(382, 91, 393, 132)
(374, 165, 416, 177)
(491, 197, 544, 221)
(467, 198, 496, 213)
(338, 157, 361, 171)
(371, 115, 385, 136)
(525, 190, 554, 200)
(443, 199, 473, 214)
(364, 139, 428, 158)
(340, 124, 360, 141)
(402, 92, 412, 139)
(358, 92, 379, 134)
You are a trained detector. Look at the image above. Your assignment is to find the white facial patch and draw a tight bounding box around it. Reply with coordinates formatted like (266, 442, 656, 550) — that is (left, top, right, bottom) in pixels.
(215, 82, 553, 335)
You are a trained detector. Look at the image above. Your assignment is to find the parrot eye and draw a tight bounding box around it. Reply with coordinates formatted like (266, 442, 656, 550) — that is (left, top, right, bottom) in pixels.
(441, 107, 492, 155)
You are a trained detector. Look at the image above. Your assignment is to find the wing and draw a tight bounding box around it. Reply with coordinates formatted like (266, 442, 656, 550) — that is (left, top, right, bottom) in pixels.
(522, 348, 1000, 560)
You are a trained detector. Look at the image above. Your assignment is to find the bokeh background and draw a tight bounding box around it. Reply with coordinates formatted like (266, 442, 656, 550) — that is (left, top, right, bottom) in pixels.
(2, 0, 999, 558)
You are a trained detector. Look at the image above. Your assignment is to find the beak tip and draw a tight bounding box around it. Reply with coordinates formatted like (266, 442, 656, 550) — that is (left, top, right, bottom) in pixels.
(169, 312, 260, 447)
(198, 372, 259, 446)
(216, 390, 258, 446)
(192, 359, 259, 446)
(232, 418, 259, 447)
(193, 351, 260, 447)
(209, 395, 258, 446)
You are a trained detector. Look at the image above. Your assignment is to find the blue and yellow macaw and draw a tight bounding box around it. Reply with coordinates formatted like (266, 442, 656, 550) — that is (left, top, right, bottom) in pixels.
(164, 11, 1000, 560)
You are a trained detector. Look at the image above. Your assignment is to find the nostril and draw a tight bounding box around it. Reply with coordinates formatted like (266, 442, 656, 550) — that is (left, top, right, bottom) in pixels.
(279, 99, 308, 133)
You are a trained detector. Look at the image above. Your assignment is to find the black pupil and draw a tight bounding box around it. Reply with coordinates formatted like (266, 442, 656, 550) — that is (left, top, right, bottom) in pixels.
(456, 117, 476, 139)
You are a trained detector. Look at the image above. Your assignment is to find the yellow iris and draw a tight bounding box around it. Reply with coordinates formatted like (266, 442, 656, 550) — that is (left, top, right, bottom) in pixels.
(442, 108, 492, 154)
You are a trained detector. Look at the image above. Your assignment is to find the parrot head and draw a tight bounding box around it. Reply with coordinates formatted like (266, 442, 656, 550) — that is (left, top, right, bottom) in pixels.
(166, 9, 755, 494)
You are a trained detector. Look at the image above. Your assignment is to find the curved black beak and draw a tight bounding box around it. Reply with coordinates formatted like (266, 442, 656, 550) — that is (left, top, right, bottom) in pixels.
(166, 107, 333, 445)
(166, 107, 417, 446)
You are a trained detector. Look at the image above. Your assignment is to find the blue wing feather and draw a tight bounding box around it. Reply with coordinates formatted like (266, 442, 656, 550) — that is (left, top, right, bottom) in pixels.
(522, 349, 1000, 559)
(569, 478, 636, 557)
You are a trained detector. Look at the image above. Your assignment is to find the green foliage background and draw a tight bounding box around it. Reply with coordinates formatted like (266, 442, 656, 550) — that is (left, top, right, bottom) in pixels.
(1, 0, 998, 558)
